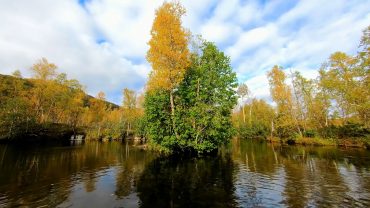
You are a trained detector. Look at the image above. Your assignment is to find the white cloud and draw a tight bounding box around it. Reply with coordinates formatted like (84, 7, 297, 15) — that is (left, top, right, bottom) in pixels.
(226, 24, 278, 61)
(225, 0, 369, 102)
(86, 0, 163, 59)
(200, 21, 241, 44)
(0, 0, 153, 104)
(245, 74, 270, 100)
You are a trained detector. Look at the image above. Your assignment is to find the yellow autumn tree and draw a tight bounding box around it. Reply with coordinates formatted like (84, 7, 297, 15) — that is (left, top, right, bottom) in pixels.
(87, 91, 107, 139)
(267, 65, 299, 137)
(146, 1, 190, 138)
(29, 58, 59, 123)
(122, 88, 137, 137)
(31, 57, 57, 80)
(267, 66, 292, 116)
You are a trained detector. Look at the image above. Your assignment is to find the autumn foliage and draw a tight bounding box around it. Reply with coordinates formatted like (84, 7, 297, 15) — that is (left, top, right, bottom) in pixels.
(0, 58, 143, 141)
(233, 26, 370, 144)
(146, 2, 190, 91)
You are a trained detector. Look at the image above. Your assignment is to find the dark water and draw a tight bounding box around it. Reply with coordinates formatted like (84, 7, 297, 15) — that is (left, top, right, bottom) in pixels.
(0, 139, 370, 207)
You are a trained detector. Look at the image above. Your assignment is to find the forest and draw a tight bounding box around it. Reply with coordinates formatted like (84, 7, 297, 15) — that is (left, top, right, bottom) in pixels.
(234, 25, 370, 147)
(0, 2, 369, 153)
(0, 59, 144, 142)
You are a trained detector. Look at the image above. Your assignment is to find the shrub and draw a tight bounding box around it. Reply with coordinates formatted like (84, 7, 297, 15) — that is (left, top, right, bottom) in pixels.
(303, 129, 317, 138)
(319, 123, 369, 139)
(276, 125, 297, 139)
(238, 123, 269, 139)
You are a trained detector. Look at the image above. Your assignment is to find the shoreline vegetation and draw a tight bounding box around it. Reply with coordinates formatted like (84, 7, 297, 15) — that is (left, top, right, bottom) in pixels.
(265, 136, 370, 149)
(233, 24, 370, 150)
(0, 2, 369, 153)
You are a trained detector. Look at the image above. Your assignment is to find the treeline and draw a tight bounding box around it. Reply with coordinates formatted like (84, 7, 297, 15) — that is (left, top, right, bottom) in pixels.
(233, 25, 370, 145)
(0, 58, 143, 141)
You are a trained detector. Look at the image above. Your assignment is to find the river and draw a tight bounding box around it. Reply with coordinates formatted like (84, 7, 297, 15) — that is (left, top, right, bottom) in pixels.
(0, 139, 369, 207)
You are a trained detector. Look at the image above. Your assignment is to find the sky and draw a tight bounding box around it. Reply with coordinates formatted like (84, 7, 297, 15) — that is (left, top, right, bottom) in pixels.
(0, 0, 369, 104)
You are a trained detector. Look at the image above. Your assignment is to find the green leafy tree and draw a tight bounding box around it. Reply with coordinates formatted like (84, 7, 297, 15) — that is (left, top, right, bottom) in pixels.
(177, 42, 237, 153)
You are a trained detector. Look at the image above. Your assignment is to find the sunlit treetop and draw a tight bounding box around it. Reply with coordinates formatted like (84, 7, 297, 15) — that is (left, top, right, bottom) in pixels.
(97, 91, 106, 101)
(146, 1, 190, 92)
(31, 58, 57, 81)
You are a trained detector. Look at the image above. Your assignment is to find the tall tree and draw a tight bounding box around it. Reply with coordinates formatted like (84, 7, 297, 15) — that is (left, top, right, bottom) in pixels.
(319, 52, 368, 124)
(146, 1, 190, 139)
(291, 71, 311, 131)
(12, 70, 22, 78)
(122, 88, 136, 110)
(358, 25, 370, 70)
(122, 88, 137, 136)
(88, 91, 107, 138)
(237, 83, 249, 124)
(267, 66, 299, 137)
(357, 26, 370, 126)
(177, 42, 237, 153)
(31, 58, 57, 80)
(29, 58, 59, 123)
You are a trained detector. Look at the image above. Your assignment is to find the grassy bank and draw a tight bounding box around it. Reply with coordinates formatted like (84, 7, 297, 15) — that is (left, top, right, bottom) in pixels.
(265, 136, 370, 149)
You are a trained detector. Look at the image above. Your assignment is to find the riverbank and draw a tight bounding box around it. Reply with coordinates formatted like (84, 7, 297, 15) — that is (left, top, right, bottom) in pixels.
(265, 136, 370, 149)
(0, 123, 84, 143)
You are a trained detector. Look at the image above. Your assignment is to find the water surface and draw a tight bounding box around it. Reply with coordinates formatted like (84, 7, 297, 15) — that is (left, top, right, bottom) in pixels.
(0, 139, 369, 207)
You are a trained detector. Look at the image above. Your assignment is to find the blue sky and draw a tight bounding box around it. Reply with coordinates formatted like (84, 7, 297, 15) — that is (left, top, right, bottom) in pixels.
(0, 0, 369, 104)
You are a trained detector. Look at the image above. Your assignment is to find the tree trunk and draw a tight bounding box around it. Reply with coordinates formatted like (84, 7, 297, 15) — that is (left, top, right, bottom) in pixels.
(290, 72, 303, 137)
(170, 91, 179, 139)
(270, 119, 274, 139)
(98, 126, 101, 139)
(8, 121, 14, 139)
(26, 117, 29, 133)
(292, 111, 302, 137)
(290, 108, 302, 137)
(242, 104, 246, 124)
(249, 104, 252, 126)
(193, 79, 199, 129)
(197, 78, 200, 98)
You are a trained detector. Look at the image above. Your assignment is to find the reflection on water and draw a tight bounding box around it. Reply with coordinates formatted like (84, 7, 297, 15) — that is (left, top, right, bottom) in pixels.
(231, 139, 370, 207)
(0, 141, 156, 207)
(137, 152, 236, 208)
(0, 139, 370, 207)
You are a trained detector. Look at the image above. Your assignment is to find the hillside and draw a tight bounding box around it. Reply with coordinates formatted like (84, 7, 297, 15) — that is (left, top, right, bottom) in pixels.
(0, 74, 119, 109)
